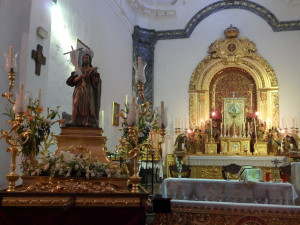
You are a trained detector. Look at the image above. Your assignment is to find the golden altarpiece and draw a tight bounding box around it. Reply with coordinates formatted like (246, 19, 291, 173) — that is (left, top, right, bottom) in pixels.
(168, 26, 280, 178)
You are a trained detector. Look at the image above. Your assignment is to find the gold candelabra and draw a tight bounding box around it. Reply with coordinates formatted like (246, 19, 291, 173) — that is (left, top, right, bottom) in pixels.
(119, 81, 166, 192)
(0, 68, 31, 192)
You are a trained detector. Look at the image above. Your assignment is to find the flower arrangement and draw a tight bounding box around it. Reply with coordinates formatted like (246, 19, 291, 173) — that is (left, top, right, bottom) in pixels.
(246, 112, 257, 122)
(118, 102, 159, 153)
(21, 151, 123, 179)
(4, 99, 63, 157)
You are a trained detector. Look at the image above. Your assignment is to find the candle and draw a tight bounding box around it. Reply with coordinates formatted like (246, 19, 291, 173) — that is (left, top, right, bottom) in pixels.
(19, 83, 24, 112)
(137, 56, 146, 83)
(293, 118, 295, 128)
(265, 172, 270, 182)
(160, 101, 164, 128)
(220, 122, 223, 136)
(138, 56, 142, 73)
(38, 88, 42, 106)
(125, 94, 128, 105)
(9, 45, 13, 68)
(101, 110, 104, 128)
(210, 119, 213, 139)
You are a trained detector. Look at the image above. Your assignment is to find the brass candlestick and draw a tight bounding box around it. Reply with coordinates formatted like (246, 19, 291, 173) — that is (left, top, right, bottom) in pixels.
(1, 68, 31, 192)
(119, 80, 166, 192)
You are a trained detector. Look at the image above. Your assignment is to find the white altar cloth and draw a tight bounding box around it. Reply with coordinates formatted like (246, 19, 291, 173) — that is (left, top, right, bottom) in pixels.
(186, 155, 290, 167)
(171, 200, 300, 213)
(292, 162, 300, 194)
(160, 178, 298, 205)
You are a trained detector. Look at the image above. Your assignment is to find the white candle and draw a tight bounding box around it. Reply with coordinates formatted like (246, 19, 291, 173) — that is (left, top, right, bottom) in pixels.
(220, 122, 223, 136)
(293, 117, 295, 128)
(38, 88, 42, 106)
(210, 119, 213, 138)
(19, 83, 24, 112)
(125, 94, 128, 105)
(101, 110, 104, 128)
(9, 45, 13, 68)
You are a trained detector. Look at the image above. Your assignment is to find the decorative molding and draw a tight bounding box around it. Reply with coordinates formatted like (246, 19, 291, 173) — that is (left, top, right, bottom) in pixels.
(132, 26, 157, 105)
(155, 0, 300, 40)
(132, 1, 297, 107)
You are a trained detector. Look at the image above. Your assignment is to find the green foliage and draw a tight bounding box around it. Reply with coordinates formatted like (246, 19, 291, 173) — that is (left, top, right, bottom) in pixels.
(4, 99, 62, 157)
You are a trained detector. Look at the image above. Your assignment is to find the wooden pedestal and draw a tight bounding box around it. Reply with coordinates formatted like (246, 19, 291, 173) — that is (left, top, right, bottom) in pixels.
(55, 127, 110, 163)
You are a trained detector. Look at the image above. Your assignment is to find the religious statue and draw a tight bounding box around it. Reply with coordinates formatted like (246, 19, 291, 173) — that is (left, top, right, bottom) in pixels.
(66, 49, 101, 127)
(267, 128, 281, 155)
(281, 134, 298, 155)
(174, 133, 186, 153)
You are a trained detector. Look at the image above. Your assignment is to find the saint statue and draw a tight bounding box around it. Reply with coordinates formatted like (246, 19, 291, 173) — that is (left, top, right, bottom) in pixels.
(66, 49, 101, 127)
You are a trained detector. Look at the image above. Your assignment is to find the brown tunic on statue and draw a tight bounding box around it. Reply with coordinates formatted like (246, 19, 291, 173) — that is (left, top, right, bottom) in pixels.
(66, 67, 101, 126)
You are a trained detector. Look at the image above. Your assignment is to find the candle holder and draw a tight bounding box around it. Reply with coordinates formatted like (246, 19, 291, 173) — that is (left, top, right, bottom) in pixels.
(2, 69, 16, 104)
(1, 69, 31, 192)
(119, 81, 165, 192)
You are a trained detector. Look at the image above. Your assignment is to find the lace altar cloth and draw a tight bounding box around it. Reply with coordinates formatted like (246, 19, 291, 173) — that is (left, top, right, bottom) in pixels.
(171, 200, 300, 213)
(186, 155, 290, 167)
(292, 162, 300, 194)
(160, 178, 298, 205)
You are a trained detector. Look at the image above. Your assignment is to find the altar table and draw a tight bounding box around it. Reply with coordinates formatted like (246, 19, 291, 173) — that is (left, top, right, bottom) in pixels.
(152, 200, 300, 225)
(160, 178, 298, 205)
(184, 155, 290, 179)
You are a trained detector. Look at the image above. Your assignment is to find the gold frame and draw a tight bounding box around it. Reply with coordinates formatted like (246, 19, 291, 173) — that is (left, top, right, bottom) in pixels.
(189, 26, 279, 129)
(112, 102, 120, 126)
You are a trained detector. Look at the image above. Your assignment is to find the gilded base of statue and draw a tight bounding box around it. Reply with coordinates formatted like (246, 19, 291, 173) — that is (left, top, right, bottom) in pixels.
(21, 176, 129, 189)
(55, 127, 109, 163)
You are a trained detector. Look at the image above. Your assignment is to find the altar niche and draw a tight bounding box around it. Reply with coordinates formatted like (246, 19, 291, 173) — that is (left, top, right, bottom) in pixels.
(189, 26, 278, 155)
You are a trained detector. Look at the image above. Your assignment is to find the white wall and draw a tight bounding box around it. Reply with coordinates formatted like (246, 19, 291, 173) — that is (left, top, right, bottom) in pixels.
(0, 0, 52, 189)
(47, 0, 133, 152)
(152, 2, 300, 156)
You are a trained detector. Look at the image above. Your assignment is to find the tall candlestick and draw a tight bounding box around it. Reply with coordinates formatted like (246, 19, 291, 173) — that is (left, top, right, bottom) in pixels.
(220, 122, 223, 136)
(210, 119, 213, 139)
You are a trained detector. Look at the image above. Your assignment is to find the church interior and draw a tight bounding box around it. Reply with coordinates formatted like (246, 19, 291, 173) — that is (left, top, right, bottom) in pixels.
(1, 0, 300, 224)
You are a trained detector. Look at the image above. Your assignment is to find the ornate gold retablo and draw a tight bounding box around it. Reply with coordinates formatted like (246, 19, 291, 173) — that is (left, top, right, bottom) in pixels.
(55, 127, 109, 163)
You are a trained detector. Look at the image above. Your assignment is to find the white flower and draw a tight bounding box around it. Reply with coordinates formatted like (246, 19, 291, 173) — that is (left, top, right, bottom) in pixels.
(75, 164, 79, 170)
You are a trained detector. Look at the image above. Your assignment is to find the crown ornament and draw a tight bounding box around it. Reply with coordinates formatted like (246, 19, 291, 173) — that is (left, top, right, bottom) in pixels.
(224, 25, 239, 38)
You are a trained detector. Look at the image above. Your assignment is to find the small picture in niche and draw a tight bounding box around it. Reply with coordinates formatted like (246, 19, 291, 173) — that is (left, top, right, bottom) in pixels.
(112, 102, 120, 126)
